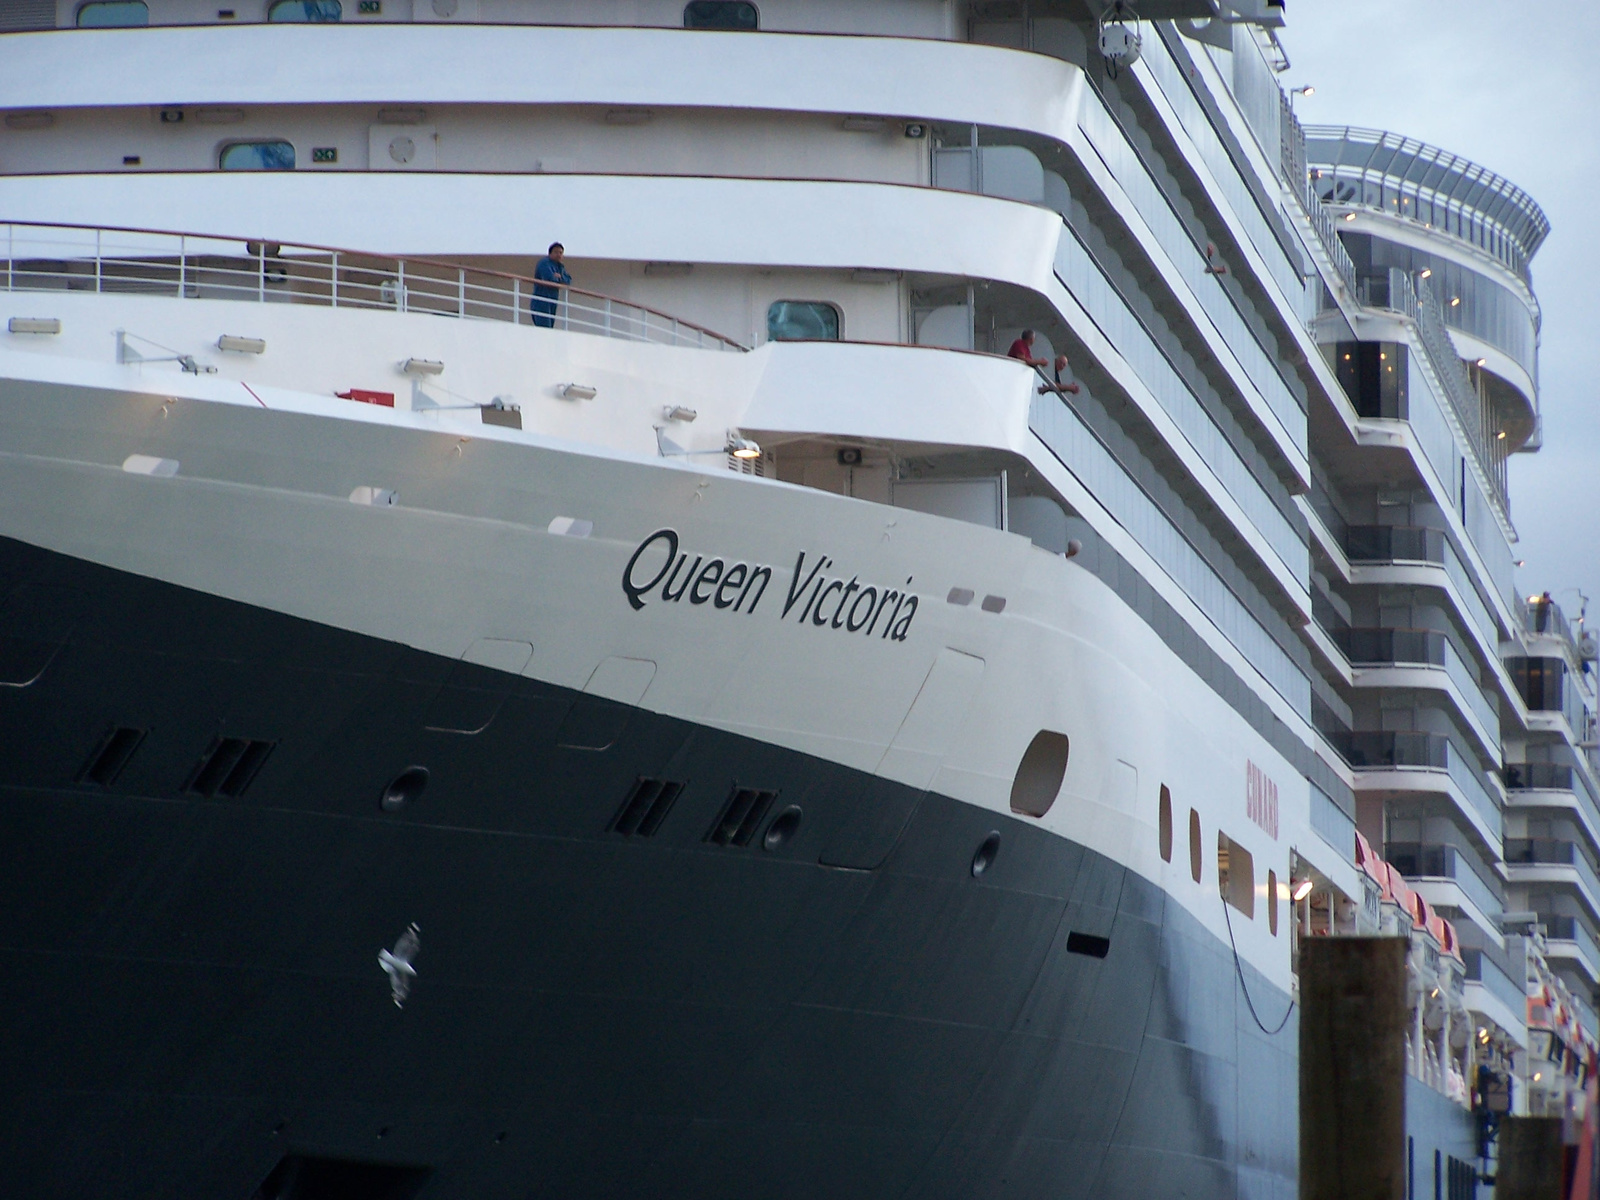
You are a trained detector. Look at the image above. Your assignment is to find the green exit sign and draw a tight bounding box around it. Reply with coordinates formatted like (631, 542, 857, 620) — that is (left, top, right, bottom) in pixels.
(358, 0, 380, 11)
(311, 147, 338, 163)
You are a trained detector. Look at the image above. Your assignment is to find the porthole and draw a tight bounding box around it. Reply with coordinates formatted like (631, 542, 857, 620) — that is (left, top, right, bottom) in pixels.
(1267, 869, 1279, 936)
(268, 0, 342, 19)
(219, 140, 295, 171)
(1158, 784, 1172, 862)
(1009, 730, 1069, 818)
(1188, 808, 1202, 883)
(762, 804, 802, 850)
(971, 831, 1000, 877)
(380, 766, 428, 812)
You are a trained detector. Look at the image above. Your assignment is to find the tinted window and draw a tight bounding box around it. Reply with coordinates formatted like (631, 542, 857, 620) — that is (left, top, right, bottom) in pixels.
(767, 301, 838, 342)
(268, 0, 342, 20)
(684, 1, 757, 28)
(77, 0, 148, 25)
(1158, 784, 1172, 862)
(220, 141, 296, 170)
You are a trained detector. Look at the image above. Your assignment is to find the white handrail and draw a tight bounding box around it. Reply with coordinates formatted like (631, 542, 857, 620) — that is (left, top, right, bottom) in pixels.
(0, 220, 748, 353)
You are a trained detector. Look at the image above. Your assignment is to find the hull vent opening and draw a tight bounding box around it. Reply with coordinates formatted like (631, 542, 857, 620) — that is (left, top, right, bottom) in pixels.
(1066, 931, 1111, 958)
(185, 737, 276, 798)
(250, 1154, 431, 1200)
(706, 786, 778, 847)
(79, 726, 148, 786)
(609, 777, 685, 837)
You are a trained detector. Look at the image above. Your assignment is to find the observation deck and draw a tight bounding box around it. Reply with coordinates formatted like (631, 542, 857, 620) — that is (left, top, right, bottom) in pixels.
(1304, 126, 1549, 283)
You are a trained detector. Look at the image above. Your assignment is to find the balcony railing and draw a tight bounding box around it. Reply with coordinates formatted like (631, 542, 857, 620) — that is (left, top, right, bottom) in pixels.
(1386, 842, 1504, 921)
(0, 222, 747, 353)
(1506, 763, 1600, 848)
(1542, 915, 1600, 978)
(1341, 526, 1502, 653)
(1462, 947, 1527, 1015)
(1345, 524, 1445, 564)
(1333, 629, 1498, 738)
(1333, 731, 1501, 830)
(1521, 595, 1579, 648)
(1504, 840, 1600, 908)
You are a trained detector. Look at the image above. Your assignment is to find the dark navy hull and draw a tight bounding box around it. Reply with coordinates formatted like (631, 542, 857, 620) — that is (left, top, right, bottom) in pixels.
(0, 534, 1297, 1199)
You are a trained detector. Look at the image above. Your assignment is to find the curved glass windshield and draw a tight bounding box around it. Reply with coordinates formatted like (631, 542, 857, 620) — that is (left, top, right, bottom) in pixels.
(267, 0, 342, 20)
(767, 301, 839, 342)
(683, 1, 757, 29)
(220, 141, 296, 171)
(76, 1, 148, 26)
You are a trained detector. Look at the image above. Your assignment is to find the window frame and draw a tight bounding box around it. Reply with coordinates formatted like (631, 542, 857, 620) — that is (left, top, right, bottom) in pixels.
(682, 0, 758, 30)
(1217, 831, 1255, 920)
(75, 0, 149, 26)
(267, 0, 343, 21)
(218, 140, 297, 171)
(766, 299, 841, 344)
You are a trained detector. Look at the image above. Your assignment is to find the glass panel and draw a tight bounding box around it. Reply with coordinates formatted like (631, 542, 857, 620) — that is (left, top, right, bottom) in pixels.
(767, 301, 837, 342)
(682, 1, 757, 29)
(267, 0, 342, 20)
(219, 141, 296, 171)
(76, 1, 148, 26)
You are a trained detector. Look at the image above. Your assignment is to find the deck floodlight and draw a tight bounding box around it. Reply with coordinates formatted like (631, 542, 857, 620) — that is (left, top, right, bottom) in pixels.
(401, 358, 444, 375)
(1291, 878, 1314, 902)
(727, 436, 762, 459)
(663, 405, 698, 422)
(217, 334, 266, 354)
(561, 383, 598, 400)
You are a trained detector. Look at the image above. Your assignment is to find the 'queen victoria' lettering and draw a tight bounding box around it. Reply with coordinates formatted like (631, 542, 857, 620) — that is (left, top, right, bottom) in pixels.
(621, 529, 918, 642)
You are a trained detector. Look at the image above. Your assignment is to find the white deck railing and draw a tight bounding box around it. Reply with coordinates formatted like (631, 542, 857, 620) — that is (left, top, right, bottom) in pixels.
(0, 222, 748, 353)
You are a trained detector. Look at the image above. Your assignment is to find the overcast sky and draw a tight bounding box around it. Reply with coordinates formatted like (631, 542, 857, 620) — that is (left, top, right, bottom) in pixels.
(1282, 0, 1599, 634)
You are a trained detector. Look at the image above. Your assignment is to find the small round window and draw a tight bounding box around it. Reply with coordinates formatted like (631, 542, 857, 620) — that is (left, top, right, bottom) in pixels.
(220, 141, 296, 171)
(683, 1, 757, 29)
(76, 1, 148, 26)
(767, 301, 839, 342)
(268, 0, 342, 20)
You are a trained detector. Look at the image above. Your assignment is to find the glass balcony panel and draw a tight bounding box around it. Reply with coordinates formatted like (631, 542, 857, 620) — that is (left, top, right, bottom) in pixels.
(1052, 224, 1307, 583)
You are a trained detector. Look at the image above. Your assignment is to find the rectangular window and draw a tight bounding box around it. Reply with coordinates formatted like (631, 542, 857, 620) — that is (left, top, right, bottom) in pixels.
(1217, 831, 1255, 919)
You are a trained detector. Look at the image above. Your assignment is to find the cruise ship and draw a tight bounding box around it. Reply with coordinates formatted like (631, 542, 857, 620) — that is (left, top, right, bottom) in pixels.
(0, 2, 1593, 1197)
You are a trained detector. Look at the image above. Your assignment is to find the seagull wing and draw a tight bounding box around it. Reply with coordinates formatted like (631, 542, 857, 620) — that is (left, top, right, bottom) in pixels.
(393, 924, 421, 967)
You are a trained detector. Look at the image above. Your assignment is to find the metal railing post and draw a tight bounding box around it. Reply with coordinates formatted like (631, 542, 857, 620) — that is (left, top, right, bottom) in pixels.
(331, 251, 339, 307)
(178, 234, 186, 298)
(513, 276, 520, 324)
(6, 224, 11, 293)
(397, 259, 406, 312)
(258, 242, 265, 302)
(458, 267, 465, 317)
(95, 229, 102, 293)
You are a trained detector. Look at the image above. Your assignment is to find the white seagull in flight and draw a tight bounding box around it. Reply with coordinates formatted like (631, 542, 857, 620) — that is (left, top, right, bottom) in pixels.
(378, 923, 421, 1007)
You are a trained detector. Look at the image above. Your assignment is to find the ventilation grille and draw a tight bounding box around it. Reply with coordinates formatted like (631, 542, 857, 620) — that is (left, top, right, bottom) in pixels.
(0, 1, 55, 32)
(609, 777, 684, 837)
(185, 737, 276, 798)
(706, 786, 778, 847)
(78, 726, 147, 786)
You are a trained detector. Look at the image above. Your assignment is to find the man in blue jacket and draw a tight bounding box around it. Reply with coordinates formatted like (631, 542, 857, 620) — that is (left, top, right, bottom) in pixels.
(531, 242, 571, 327)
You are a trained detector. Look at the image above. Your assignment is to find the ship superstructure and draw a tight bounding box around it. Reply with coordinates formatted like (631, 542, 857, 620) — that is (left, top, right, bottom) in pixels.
(0, 2, 1582, 1196)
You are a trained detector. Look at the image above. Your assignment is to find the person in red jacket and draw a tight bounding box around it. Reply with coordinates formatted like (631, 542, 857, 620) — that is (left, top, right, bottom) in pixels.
(1006, 328, 1049, 367)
